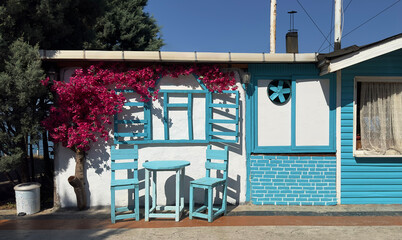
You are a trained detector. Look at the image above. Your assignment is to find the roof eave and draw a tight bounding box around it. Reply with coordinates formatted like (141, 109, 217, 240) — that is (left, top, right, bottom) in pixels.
(40, 50, 318, 63)
(318, 34, 402, 75)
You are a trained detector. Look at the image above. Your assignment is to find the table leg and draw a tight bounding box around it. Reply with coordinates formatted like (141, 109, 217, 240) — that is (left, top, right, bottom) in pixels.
(152, 171, 157, 211)
(145, 169, 150, 221)
(175, 168, 180, 221)
(181, 168, 185, 211)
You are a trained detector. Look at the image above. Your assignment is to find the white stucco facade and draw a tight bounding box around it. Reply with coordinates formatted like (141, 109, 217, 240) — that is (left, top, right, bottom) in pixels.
(55, 67, 247, 208)
(257, 78, 331, 147)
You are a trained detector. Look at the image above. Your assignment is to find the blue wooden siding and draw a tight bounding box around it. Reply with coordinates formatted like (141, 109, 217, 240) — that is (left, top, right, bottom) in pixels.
(341, 49, 402, 204)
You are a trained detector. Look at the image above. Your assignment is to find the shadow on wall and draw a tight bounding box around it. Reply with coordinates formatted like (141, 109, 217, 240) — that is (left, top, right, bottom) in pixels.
(126, 143, 243, 208)
(127, 168, 146, 209)
(55, 138, 113, 208)
(55, 138, 112, 174)
(55, 72, 245, 208)
(163, 174, 241, 205)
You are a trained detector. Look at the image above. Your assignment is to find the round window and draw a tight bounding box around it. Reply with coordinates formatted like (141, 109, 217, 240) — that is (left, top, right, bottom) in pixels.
(267, 80, 291, 105)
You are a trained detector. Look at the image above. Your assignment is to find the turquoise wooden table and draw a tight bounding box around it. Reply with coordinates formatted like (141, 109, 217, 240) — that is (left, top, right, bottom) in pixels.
(143, 160, 190, 221)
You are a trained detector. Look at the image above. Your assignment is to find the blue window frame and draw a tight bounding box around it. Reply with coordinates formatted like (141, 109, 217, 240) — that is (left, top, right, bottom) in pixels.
(114, 75, 239, 144)
(114, 90, 152, 144)
(250, 75, 336, 153)
(207, 90, 239, 143)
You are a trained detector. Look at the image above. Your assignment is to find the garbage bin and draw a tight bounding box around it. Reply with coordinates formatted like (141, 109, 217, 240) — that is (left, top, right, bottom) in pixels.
(14, 182, 41, 215)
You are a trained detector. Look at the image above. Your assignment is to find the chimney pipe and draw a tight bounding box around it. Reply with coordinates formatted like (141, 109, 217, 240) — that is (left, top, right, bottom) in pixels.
(286, 32, 298, 53)
(286, 11, 298, 53)
(270, 0, 277, 53)
(334, 0, 342, 50)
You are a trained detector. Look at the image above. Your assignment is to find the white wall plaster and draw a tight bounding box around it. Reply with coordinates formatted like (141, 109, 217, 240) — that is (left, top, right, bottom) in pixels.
(258, 79, 292, 146)
(295, 79, 330, 146)
(55, 68, 246, 208)
(257, 79, 331, 147)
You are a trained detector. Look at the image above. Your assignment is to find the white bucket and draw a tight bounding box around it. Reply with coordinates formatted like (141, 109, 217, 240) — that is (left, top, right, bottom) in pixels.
(14, 182, 41, 215)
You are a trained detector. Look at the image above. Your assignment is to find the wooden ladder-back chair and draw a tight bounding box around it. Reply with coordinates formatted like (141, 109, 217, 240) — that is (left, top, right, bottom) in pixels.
(110, 145, 140, 223)
(189, 145, 229, 222)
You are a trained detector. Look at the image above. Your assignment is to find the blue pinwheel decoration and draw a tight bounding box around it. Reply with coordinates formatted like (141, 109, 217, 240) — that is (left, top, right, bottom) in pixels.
(267, 80, 291, 105)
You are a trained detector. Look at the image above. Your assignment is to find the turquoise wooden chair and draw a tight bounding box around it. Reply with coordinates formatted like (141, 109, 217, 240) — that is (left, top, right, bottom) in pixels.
(189, 145, 229, 222)
(110, 145, 140, 223)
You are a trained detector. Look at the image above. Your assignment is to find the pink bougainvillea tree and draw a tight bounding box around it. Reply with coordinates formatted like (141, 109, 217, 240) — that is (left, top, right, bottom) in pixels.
(42, 63, 236, 209)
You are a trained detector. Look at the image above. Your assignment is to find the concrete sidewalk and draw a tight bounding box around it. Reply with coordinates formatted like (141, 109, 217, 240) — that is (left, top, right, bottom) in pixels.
(2, 203, 402, 220)
(1, 204, 402, 240)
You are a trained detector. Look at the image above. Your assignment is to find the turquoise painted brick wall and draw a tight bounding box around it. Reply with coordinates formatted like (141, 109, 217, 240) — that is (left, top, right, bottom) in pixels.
(250, 155, 336, 205)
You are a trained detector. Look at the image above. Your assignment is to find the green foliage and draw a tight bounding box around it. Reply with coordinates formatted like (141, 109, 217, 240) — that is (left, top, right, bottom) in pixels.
(0, 39, 48, 172)
(0, 33, 8, 72)
(0, 0, 164, 175)
(0, 0, 163, 51)
(0, 0, 102, 50)
(88, 0, 164, 51)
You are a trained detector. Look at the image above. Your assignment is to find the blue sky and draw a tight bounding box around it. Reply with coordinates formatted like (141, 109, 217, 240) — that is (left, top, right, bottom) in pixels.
(146, 0, 402, 53)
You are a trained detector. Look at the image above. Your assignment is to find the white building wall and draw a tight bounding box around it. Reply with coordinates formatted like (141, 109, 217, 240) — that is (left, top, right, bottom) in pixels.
(257, 78, 331, 147)
(295, 79, 330, 146)
(257, 79, 292, 146)
(55, 67, 246, 207)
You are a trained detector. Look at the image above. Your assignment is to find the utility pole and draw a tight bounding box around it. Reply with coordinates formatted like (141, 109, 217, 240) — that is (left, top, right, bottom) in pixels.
(270, 0, 277, 53)
(334, 0, 342, 50)
(334, 0, 343, 206)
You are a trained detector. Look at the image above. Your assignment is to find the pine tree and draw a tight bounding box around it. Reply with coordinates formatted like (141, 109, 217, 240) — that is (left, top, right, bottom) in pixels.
(0, 39, 49, 181)
(0, 0, 102, 50)
(0, 0, 164, 208)
(89, 0, 164, 50)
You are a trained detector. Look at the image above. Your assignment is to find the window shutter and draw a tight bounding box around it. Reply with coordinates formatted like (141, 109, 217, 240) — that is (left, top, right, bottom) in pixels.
(207, 90, 239, 143)
(114, 91, 151, 144)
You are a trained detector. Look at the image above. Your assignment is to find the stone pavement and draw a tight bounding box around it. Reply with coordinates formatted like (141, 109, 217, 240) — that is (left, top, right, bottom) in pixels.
(1, 204, 402, 239)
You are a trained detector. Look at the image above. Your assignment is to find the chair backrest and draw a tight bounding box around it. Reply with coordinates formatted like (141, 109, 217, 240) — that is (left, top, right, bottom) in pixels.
(205, 145, 229, 180)
(111, 145, 139, 183)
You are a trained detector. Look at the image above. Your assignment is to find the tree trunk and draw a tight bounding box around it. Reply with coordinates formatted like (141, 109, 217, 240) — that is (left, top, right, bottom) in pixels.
(18, 135, 30, 183)
(14, 170, 22, 184)
(42, 130, 53, 181)
(29, 142, 35, 181)
(68, 149, 87, 210)
(4, 172, 16, 186)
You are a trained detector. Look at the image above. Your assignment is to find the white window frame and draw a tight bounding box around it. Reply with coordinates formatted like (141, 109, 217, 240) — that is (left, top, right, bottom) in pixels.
(353, 76, 402, 157)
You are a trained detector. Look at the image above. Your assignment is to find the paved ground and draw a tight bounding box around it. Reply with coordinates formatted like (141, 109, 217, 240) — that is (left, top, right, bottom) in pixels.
(1, 204, 402, 239)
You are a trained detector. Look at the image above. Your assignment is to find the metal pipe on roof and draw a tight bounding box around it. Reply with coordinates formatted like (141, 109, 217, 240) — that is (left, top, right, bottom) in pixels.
(270, 0, 277, 53)
(334, 0, 342, 50)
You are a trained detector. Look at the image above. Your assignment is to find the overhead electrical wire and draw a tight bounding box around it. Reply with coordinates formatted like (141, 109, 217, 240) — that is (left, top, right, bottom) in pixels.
(343, 0, 400, 38)
(296, 0, 334, 49)
(318, 0, 354, 53)
(320, 0, 399, 52)
(344, 0, 353, 11)
(329, 0, 334, 52)
(341, 0, 345, 41)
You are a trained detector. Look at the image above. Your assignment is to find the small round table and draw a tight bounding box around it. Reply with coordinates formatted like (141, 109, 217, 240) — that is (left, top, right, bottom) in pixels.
(143, 160, 190, 221)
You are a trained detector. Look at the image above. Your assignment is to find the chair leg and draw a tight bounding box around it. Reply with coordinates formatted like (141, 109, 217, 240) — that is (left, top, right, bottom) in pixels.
(208, 187, 213, 222)
(189, 184, 194, 220)
(111, 187, 116, 224)
(175, 169, 180, 222)
(152, 171, 157, 211)
(222, 183, 228, 215)
(135, 185, 140, 221)
(145, 169, 150, 221)
(204, 189, 208, 208)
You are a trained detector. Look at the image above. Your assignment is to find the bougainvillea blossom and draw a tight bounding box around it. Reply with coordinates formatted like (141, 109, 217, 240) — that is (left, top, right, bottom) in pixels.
(42, 64, 237, 151)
